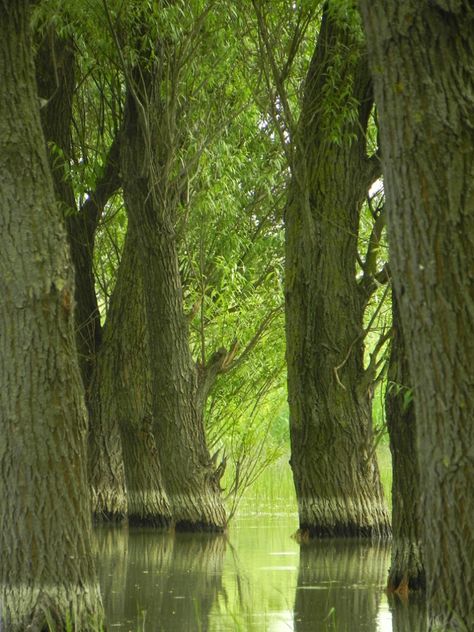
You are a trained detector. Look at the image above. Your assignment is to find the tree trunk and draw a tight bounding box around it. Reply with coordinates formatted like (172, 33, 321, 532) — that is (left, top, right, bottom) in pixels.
(386, 289, 425, 593)
(0, 2, 104, 628)
(286, 6, 390, 538)
(361, 1, 474, 628)
(92, 224, 172, 526)
(121, 88, 226, 531)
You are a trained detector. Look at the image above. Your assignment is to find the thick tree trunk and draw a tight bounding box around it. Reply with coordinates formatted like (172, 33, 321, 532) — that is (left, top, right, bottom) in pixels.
(121, 90, 226, 531)
(361, 2, 474, 628)
(286, 6, 390, 538)
(0, 2, 104, 628)
(386, 289, 424, 593)
(92, 225, 171, 526)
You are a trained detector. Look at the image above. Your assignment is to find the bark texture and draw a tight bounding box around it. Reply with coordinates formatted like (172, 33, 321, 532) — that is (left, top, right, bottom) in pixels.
(386, 289, 425, 593)
(0, 2, 104, 628)
(92, 224, 171, 526)
(286, 6, 390, 537)
(361, 1, 474, 629)
(121, 81, 226, 530)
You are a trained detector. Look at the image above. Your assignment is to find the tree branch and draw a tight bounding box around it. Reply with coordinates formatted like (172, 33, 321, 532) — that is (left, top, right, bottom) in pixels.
(222, 304, 284, 374)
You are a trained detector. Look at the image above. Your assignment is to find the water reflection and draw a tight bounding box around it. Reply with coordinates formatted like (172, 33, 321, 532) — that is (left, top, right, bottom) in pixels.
(95, 519, 428, 631)
(159, 533, 226, 630)
(390, 595, 427, 632)
(95, 527, 226, 631)
(294, 541, 389, 631)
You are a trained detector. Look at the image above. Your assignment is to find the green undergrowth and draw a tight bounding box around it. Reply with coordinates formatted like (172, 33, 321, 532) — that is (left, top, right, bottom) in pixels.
(232, 455, 298, 517)
(230, 443, 392, 519)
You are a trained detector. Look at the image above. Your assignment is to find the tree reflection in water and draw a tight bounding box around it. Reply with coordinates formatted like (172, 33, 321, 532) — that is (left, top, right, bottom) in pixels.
(95, 524, 428, 631)
(294, 540, 389, 632)
(390, 594, 427, 632)
(94, 526, 226, 631)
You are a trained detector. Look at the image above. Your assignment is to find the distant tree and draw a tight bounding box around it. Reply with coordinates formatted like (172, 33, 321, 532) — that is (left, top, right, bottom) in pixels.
(0, 1, 103, 628)
(115, 3, 229, 530)
(361, 1, 474, 628)
(34, 18, 129, 520)
(386, 288, 424, 592)
(92, 222, 172, 526)
(281, 2, 390, 536)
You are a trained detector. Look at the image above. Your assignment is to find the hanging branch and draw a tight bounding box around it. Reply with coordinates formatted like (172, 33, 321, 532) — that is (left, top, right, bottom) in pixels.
(334, 281, 391, 390)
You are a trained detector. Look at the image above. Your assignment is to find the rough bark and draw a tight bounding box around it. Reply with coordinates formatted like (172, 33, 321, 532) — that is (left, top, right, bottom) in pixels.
(0, 2, 104, 628)
(286, 6, 390, 537)
(121, 84, 226, 531)
(361, 1, 474, 629)
(294, 541, 389, 631)
(92, 224, 172, 526)
(386, 289, 425, 593)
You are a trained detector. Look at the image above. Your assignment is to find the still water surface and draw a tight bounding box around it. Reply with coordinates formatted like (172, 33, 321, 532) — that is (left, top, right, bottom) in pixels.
(95, 514, 426, 632)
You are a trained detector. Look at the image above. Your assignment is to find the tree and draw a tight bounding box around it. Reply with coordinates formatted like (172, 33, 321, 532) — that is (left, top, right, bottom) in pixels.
(92, 221, 172, 526)
(115, 3, 228, 530)
(283, 3, 390, 537)
(386, 288, 424, 593)
(0, 1, 104, 628)
(361, 1, 474, 628)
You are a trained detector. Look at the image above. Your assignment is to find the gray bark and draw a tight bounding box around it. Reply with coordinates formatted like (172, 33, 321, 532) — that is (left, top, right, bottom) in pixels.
(92, 224, 171, 526)
(361, 1, 474, 629)
(286, 5, 390, 538)
(386, 288, 425, 593)
(120, 56, 226, 530)
(0, 2, 104, 628)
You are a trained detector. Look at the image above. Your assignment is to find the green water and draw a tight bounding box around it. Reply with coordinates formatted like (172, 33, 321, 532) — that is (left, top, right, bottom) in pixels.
(94, 513, 427, 631)
(95, 450, 426, 631)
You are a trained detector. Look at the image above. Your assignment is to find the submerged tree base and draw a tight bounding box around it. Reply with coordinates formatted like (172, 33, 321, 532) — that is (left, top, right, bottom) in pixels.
(387, 539, 425, 596)
(294, 521, 391, 542)
(92, 510, 127, 524)
(174, 519, 226, 533)
(91, 485, 128, 525)
(128, 514, 171, 528)
(0, 584, 105, 632)
(387, 570, 426, 597)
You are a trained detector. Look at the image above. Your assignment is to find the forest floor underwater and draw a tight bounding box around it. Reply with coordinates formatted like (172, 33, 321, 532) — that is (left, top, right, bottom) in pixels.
(93, 444, 428, 632)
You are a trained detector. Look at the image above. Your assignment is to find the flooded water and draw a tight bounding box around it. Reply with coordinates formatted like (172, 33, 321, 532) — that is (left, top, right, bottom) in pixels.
(95, 514, 427, 632)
